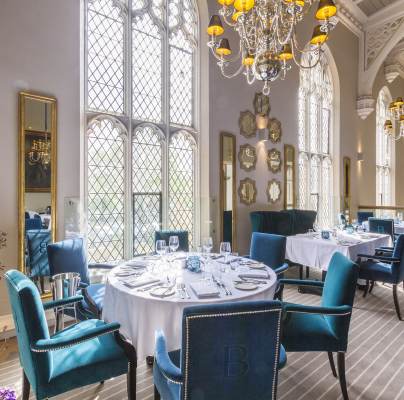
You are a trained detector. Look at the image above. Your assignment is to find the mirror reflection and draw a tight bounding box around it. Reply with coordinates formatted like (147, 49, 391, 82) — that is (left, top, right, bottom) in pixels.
(220, 133, 237, 249)
(19, 92, 57, 297)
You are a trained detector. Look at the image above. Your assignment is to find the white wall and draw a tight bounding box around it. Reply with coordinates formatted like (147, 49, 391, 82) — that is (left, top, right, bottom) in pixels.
(0, 0, 81, 314)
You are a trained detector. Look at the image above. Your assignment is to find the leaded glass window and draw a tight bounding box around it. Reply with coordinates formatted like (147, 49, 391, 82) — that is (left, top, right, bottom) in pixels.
(298, 52, 334, 228)
(85, 0, 199, 262)
(376, 88, 393, 208)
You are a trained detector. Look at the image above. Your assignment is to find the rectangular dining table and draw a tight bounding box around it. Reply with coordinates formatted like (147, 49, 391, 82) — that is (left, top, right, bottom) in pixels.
(285, 232, 391, 271)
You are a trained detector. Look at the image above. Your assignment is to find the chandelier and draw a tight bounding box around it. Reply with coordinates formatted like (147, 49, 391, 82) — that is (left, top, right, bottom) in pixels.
(384, 97, 404, 140)
(27, 136, 51, 168)
(207, 0, 338, 95)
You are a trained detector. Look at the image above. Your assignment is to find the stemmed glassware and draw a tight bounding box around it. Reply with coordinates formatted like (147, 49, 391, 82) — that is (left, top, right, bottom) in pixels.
(202, 237, 213, 256)
(156, 240, 167, 256)
(169, 235, 179, 253)
(220, 241, 231, 264)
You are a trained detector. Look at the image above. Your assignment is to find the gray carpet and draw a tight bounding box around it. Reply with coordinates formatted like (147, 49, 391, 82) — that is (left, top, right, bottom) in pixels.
(1, 282, 404, 399)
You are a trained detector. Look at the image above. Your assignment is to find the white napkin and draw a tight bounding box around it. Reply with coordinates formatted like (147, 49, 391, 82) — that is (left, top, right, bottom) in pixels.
(190, 281, 220, 298)
(124, 260, 149, 269)
(238, 271, 270, 280)
(122, 277, 160, 289)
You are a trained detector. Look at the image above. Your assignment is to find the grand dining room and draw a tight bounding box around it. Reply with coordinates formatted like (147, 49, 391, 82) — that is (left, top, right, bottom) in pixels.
(1, 0, 404, 399)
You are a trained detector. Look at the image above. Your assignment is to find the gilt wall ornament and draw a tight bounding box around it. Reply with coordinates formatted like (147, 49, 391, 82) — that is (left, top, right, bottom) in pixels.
(268, 118, 282, 143)
(238, 178, 257, 206)
(267, 179, 281, 204)
(238, 144, 257, 172)
(267, 148, 282, 173)
(253, 92, 271, 116)
(239, 110, 256, 138)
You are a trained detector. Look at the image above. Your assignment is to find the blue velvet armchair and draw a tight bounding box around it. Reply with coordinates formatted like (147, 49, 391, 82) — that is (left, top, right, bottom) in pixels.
(5, 270, 137, 400)
(357, 211, 374, 224)
(358, 234, 404, 320)
(154, 230, 189, 252)
(248, 232, 288, 276)
(368, 217, 395, 239)
(153, 301, 285, 400)
(47, 238, 112, 319)
(279, 252, 359, 400)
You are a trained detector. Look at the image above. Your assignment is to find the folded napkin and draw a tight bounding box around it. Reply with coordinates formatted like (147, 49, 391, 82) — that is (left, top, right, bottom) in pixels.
(122, 277, 160, 289)
(190, 281, 220, 298)
(124, 260, 149, 269)
(238, 271, 270, 280)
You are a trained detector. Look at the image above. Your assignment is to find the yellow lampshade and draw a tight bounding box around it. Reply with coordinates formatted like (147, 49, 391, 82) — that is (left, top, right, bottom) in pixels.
(400, 115, 404, 123)
(234, 0, 255, 12)
(207, 15, 224, 36)
(389, 101, 397, 111)
(216, 38, 232, 56)
(394, 97, 404, 107)
(218, 0, 235, 6)
(242, 54, 254, 66)
(232, 11, 244, 21)
(384, 120, 393, 129)
(284, 0, 305, 8)
(315, 0, 337, 20)
(310, 25, 328, 45)
(279, 44, 293, 61)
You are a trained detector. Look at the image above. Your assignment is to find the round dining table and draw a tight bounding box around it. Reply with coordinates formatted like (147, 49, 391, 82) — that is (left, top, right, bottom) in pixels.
(102, 254, 278, 360)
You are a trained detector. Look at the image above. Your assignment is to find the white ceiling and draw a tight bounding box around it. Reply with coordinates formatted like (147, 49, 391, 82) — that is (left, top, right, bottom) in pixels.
(354, 0, 399, 17)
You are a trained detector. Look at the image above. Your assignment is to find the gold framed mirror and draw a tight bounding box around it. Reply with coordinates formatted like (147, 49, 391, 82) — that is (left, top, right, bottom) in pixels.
(343, 156, 351, 220)
(220, 133, 237, 250)
(284, 144, 296, 209)
(18, 92, 57, 298)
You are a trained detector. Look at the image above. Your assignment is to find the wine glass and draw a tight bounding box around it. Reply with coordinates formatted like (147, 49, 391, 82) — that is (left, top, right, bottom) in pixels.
(203, 237, 213, 255)
(169, 235, 179, 253)
(220, 241, 231, 264)
(155, 240, 167, 256)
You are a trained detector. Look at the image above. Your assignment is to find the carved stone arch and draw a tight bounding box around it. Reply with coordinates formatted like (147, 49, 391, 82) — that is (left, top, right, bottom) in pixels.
(87, 114, 128, 141)
(133, 122, 166, 143)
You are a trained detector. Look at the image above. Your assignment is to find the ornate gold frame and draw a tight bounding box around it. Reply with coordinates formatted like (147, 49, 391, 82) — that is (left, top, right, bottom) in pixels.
(343, 156, 351, 220)
(267, 179, 282, 204)
(267, 148, 282, 173)
(238, 178, 257, 206)
(18, 92, 57, 298)
(284, 144, 296, 209)
(238, 143, 257, 172)
(220, 132, 237, 251)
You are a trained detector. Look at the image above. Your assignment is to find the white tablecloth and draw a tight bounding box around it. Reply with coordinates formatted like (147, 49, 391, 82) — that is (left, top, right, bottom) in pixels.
(103, 256, 277, 360)
(286, 232, 391, 271)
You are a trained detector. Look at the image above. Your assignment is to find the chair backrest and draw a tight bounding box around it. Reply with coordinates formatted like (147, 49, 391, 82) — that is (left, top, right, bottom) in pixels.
(154, 230, 189, 252)
(25, 218, 42, 231)
(287, 209, 317, 235)
(322, 252, 359, 341)
(26, 230, 51, 278)
(250, 232, 286, 270)
(181, 301, 283, 400)
(368, 218, 395, 239)
(338, 213, 347, 226)
(5, 270, 52, 390)
(357, 211, 374, 224)
(47, 238, 89, 284)
(222, 210, 233, 243)
(392, 234, 404, 283)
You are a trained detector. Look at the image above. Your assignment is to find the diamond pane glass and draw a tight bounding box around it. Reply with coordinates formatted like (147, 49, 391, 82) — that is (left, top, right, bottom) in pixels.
(133, 125, 163, 255)
(132, 13, 162, 123)
(169, 30, 194, 126)
(87, 118, 125, 262)
(87, 0, 124, 113)
(169, 131, 195, 246)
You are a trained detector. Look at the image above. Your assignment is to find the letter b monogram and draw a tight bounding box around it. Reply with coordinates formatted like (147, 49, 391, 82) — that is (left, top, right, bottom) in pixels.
(224, 346, 248, 377)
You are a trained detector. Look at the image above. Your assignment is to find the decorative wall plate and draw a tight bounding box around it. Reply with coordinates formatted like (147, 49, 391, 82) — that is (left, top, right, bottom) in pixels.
(238, 144, 257, 171)
(253, 92, 271, 116)
(267, 179, 281, 204)
(238, 178, 257, 205)
(267, 148, 282, 173)
(268, 118, 282, 143)
(239, 111, 256, 138)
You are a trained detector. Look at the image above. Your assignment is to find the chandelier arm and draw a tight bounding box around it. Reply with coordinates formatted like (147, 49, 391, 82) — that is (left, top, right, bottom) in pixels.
(220, 62, 246, 79)
(291, 39, 322, 70)
(276, 10, 296, 46)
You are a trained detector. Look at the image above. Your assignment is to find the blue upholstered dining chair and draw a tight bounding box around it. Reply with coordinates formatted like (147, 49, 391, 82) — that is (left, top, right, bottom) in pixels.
(358, 234, 404, 320)
(249, 232, 288, 276)
(5, 270, 137, 400)
(153, 301, 285, 400)
(279, 252, 359, 400)
(154, 230, 189, 252)
(368, 217, 395, 239)
(357, 211, 374, 224)
(47, 237, 112, 319)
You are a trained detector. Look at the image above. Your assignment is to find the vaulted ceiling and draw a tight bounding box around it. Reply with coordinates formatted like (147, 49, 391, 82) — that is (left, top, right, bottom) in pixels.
(355, 0, 399, 17)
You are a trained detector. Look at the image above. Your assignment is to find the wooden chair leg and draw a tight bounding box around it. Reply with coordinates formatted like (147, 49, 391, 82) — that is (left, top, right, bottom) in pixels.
(299, 265, 303, 280)
(369, 281, 375, 294)
(305, 266, 310, 279)
(146, 355, 155, 367)
(393, 285, 402, 321)
(127, 360, 137, 400)
(337, 352, 349, 400)
(327, 352, 337, 378)
(363, 280, 369, 298)
(154, 385, 161, 400)
(22, 371, 30, 400)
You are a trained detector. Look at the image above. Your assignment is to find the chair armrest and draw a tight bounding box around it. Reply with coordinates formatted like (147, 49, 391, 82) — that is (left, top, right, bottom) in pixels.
(375, 247, 393, 253)
(43, 295, 84, 310)
(81, 287, 102, 318)
(155, 330, 183, 385)
(279, 279, 324, 288)
(88, 262, 117, 270)
(358, 254, 400, 263)
(31, 321, 121, 352)
(79, 282, 89, 289)
(274, 263, 289, 275)
(284, 303, 351, 316)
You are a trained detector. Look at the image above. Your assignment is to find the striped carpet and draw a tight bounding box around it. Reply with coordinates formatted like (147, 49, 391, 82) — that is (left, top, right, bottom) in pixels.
(1, 282, 404, 399)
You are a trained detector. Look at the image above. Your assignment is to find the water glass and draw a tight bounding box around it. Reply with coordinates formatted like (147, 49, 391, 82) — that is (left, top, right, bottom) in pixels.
(220, 241, 231, 263)
(156, 240, 167, 256)
(202, 237, 213, 255)
(169, 235, 179, 253)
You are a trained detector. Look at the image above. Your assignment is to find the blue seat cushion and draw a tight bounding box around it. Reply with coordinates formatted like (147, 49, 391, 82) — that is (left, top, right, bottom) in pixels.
(282, 308, 340, 352)
(359, 261, 395, 284)
(40, 320, 127, 398)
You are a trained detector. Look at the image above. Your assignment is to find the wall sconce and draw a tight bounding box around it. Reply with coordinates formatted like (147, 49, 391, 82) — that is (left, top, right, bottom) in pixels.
(357, 152, 364, 162)
(256, 113, 268, 142)
(254, 92, 270, 142)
